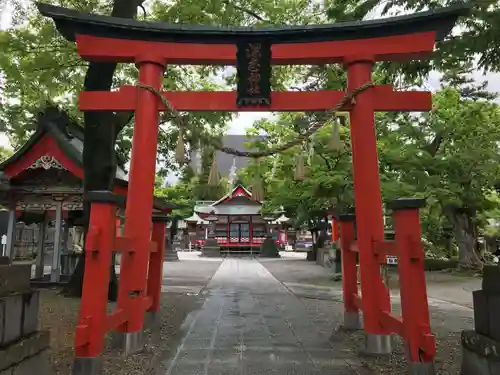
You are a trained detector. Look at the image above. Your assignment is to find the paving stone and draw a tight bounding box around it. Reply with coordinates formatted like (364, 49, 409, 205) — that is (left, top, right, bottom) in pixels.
(163, 258, 371, 375)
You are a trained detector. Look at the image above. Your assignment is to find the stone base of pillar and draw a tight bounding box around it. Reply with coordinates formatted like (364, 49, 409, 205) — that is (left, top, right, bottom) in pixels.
(72, 357, 102, 375)
(460, 330, 500, 375)
(110, 331, 144, 355)
(408, 360, 436, 375)
(343, 311, 362, 330)
(201, 239, 220, 257)
(362, 333, 392, 355)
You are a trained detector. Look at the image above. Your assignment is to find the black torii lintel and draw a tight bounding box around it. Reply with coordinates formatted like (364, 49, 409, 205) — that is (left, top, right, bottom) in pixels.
(37, 2, 470, 45)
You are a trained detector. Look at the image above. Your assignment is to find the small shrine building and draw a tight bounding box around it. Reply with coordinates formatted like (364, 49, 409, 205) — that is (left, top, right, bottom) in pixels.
(187, 184, 289, 254)
(0, 107, 176, 281)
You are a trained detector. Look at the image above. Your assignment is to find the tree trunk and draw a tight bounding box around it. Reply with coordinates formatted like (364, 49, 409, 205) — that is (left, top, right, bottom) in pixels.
(65, 0, 144, 299)
(445, 206, 482, 269)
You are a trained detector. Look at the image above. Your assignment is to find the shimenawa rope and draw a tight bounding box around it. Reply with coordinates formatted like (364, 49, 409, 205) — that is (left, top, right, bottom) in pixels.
(135, 82, 373, 158)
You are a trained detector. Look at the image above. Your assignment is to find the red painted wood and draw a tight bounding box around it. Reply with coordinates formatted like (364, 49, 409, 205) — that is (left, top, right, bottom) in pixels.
(372, 240, 398, 259)
(352, 294, 363, 310)
(76, 31, 436, 64)
(339, 220, 359, 315)
(143, 296, 153, 311)
(79, 85, 431, 112)
(114, 236, 133, 253)
(392, 206, 435, 361)
(347, 58, 391, 336)
(379, 311, 404, 337)
(74, 200, 116, 357)
(106, 308, 128, 331)
(331, 217, 339, 242)
(74, 325, 90, 349)
(116, 61, 164, 334)
(148, 221, 166, 313)
(4, 136, 82, 179)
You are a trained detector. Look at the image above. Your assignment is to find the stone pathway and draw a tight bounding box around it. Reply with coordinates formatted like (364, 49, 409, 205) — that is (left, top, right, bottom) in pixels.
(163, 258, 368, 375)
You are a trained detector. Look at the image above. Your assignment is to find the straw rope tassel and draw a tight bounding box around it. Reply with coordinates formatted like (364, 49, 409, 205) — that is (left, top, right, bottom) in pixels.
(136, 81, 373, 159)
(252, 178, 264, 202)
(208, 152, 220, 186)
(295, 151, 306, 181)
(252, 158, 264, 201)
(329, 119, 343, 152)
(175, 128, 185, 164)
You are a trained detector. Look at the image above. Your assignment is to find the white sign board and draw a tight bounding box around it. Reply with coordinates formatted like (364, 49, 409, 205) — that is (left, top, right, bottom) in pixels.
(386, 256, 398, 265)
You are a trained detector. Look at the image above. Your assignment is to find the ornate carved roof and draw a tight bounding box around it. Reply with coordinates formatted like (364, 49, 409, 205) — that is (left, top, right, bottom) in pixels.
(0, 106, 128, 183)
(37, 3, 469, 44)
(0, 106, 178, 211)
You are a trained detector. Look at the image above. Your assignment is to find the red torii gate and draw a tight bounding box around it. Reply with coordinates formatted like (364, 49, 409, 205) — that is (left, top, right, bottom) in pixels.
(38, 2, 468, 375)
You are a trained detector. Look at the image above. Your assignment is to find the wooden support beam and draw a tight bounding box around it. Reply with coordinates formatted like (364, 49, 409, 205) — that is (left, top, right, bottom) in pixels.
(79, 85, 432, 113)
(353, 293, 363, 310)
(115, 236, 158, 253)
(373, 240, 398, 260)
(76, 32, 436, 65)
(74, 325, 90, 348)
(106, 308, 128, 331)
(379, 311, 404, 336)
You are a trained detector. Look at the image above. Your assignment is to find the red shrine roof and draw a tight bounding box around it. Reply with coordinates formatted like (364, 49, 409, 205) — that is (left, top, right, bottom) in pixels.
(0, 106, 177, 211)
(194, 184, 262, 216)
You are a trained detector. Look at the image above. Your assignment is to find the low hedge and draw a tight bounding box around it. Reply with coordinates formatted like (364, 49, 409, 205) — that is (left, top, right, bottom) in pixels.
(423, 258, 459, 271)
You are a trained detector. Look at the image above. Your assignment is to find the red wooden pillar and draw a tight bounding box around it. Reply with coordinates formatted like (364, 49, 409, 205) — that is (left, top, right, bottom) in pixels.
(73, 191, 120, 371)
(148, 215, 167, 317)
(116, 55, 165, 354)
(338, 214, 361, 330)
(390, 198, 435, 370)
(331, 216, 339, 242)
(345, 56, 391, 353)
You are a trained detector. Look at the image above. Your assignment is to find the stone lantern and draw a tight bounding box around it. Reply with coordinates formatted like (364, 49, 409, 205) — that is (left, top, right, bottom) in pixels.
(201, 212, 220, 257)
(260, 212, 280, 258)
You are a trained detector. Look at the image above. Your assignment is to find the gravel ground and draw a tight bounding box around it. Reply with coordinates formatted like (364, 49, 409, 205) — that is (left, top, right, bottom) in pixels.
(261, 257, 474, 375)
(39, 289, 202, 375)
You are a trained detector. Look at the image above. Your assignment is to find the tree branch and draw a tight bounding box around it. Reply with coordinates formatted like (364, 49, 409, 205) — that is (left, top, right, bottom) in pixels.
(225, 1, 270, 23)
(317, 153, 333, 171)
(424, 133, 444, 157)
(138, 4, 147, 18)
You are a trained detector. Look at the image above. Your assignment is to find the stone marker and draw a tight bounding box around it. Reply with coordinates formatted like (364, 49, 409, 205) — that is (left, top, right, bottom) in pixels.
(0, 263, 50, 375)
(461, 265, 500, 375)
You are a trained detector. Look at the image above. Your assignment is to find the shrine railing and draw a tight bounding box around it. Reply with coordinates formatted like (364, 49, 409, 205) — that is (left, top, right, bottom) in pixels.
(73, 191, 167, 367)
(338, 198, 435, 367)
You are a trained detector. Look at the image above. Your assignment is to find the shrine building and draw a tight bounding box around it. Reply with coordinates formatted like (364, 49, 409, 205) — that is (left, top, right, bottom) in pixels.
(0, 107, 176, 281)
(188, 184, 289, 254)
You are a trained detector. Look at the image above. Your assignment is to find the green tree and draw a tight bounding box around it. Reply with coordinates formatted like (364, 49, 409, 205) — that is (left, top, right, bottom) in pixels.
(375, 65, 500, 267)
(240, 115, 354, 260)
(0, 147, 13, 162)
(326, 0, 499, 74)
